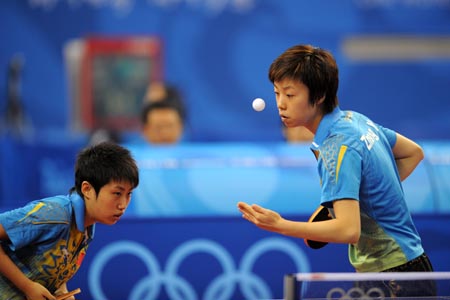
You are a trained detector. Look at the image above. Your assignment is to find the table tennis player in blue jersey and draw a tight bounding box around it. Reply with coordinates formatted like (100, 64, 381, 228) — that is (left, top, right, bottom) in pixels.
(0, 142, 139, 300)
(237, 44, 436, 297)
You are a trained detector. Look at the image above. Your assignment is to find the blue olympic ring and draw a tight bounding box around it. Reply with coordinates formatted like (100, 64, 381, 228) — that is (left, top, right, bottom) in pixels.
(88, 237, 310, 300)
(88, 241, 161, 300)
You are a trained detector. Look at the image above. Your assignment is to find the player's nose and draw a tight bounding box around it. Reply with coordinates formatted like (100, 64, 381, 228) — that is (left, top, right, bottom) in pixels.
(276, 95, 287, 110)
(117, 198, 128, 210)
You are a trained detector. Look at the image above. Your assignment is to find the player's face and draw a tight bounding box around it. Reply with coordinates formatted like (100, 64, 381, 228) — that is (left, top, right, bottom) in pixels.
(274, 78, 323, 132)
(84, 181, 134, 226)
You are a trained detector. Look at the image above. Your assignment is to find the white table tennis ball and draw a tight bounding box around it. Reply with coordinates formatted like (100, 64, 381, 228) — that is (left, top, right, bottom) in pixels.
(252, 98, 266, 112)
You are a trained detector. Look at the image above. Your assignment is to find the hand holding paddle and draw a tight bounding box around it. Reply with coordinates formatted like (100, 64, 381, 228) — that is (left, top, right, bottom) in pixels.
(55, 288, 81, 300)
(304, 205, 332, 249)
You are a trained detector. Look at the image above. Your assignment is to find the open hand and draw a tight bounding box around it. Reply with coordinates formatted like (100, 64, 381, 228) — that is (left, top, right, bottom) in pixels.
(237, 201, 284, 233)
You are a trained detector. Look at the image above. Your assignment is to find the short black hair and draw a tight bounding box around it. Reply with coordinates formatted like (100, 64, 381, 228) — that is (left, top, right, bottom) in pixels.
(70, 142, 139, 197)
(268, 44, 339, 114)
(141, 100, 185, 124)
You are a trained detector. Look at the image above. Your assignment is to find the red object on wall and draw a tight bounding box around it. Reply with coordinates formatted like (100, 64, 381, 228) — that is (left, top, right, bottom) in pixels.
(80, 36, 163, 131)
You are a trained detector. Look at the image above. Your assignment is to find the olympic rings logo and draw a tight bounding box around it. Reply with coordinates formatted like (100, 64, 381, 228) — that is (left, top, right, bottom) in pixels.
(326, 287, 385, 300)
(88, 237, 310, 300)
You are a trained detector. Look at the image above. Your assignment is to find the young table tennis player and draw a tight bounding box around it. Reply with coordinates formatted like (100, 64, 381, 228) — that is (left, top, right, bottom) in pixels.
(237, 44, 436, 297)
(0, 142, 139, 299)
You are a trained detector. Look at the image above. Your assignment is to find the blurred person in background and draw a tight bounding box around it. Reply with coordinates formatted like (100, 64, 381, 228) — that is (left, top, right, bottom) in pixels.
(140, 100, 185, 145)
(89, 81, 187, 146)
(143, 81, 186, 121)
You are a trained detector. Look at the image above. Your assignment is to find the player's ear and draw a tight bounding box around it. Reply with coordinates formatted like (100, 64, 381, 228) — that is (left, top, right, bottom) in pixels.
(81, 181, 95, 200)
(316, 95, 325, 105)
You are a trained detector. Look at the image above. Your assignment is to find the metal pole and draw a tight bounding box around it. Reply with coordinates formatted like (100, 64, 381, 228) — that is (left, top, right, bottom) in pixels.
(284, 273, 299, 300)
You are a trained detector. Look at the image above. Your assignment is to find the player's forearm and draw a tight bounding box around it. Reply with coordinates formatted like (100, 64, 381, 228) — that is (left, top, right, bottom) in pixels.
(0, 246, 33, 293)
(279, 218, 360, 244)
(396, 156, 423, 181)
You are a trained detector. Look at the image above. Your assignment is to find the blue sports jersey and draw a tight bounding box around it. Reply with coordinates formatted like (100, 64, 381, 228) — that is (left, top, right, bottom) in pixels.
(311, 107, 424, 272)
(0, 193, 94, 298)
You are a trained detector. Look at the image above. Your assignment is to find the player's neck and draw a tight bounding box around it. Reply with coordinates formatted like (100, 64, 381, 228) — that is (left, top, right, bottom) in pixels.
(306, 111, 324, 135)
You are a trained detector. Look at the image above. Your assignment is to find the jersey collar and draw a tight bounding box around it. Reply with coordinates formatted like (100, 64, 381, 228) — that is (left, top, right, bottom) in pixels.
(70, 193, 95, 238)
(311, 106, 343, 150)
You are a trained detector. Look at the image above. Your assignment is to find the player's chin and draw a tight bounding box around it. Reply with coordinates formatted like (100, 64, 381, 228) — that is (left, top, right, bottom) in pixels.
(281, 116, 294, 127)
(104, 215, 122, 225)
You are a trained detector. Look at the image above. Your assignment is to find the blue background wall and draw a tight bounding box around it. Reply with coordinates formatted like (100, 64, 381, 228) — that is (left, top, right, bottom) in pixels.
(1, 1, 450, 299)
(1, 0, 450, 141)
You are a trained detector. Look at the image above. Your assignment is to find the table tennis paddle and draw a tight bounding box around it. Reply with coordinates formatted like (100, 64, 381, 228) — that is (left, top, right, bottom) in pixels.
(55, 288, 81, 300)
(304, 205, 331, 249)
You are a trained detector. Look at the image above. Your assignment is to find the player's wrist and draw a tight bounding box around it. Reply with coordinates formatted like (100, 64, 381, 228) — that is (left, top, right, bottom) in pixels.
(277, 219, 297, 236)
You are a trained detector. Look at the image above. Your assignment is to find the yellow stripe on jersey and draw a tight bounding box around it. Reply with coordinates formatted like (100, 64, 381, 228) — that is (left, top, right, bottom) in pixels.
(336, 145, 348, 183)
(18, 202, 45, 222)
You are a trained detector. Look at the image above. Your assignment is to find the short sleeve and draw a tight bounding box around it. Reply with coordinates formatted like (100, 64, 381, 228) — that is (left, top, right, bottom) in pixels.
(0, 200, 71, 251)
(378, 125, 397, 148)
